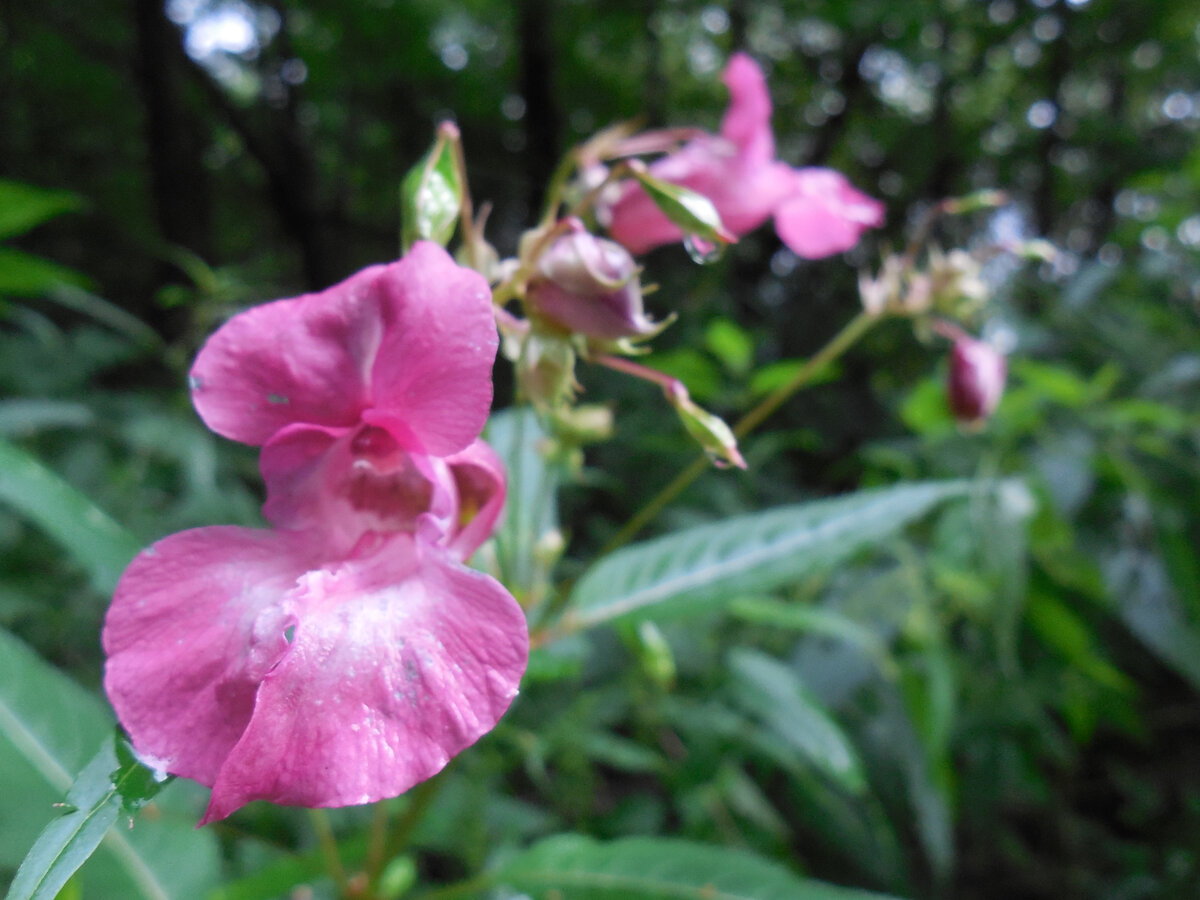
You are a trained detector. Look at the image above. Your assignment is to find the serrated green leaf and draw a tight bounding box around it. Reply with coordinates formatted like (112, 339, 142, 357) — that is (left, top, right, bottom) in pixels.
(400, 127, 463, 250)
(0, 438, 141, 594)
(0, 180, 83, 240)
(492, 834, 904, 899)
(562, 480, 985, 631)
(727, 649, 867, 794)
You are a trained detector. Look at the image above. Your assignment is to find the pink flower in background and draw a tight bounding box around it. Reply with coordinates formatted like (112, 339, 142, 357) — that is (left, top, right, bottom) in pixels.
(602, 53, 884, 258)
(103, 242, 528, 823)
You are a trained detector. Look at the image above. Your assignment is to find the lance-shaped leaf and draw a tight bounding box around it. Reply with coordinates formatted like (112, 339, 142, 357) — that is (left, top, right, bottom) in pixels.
(727, 648, 867, 795)
(491, 834, 904, 899)
(400, 122, 464, 250)
(6, 730, 172, 900)
(561, 480, 995, 632)
(0, 628, 219, 900)
(0, 438, 141, 594)
(630, 169, 736, 248)
(0, 248, 92, 296)
(0, 180, 84, 241)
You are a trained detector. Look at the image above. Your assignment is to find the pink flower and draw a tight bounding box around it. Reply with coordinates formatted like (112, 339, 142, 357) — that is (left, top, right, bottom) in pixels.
(102, 243, 528, 823)
(602, 53, 884, 258)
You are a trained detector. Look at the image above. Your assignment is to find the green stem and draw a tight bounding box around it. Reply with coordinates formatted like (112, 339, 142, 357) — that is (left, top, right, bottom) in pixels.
(566, 161, 635, 222)
(593, 352, 681, 393)
(308, 809, 350, 897)
(732, 309, 877, 439)
(597, 310, 879, 558)
(384, 771, 448, 861)
(539, 149, 581, 227)
(364, 800, 392, 891)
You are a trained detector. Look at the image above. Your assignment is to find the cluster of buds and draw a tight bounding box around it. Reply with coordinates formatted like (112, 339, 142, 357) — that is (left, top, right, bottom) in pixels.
(856, 190, 1031, 429)
(444, 54, 885, 465)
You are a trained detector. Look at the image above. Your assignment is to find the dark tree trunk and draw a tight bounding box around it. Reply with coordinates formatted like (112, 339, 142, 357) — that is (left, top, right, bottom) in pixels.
(131, 0, 212, 261)
(518, 0, 561, 217)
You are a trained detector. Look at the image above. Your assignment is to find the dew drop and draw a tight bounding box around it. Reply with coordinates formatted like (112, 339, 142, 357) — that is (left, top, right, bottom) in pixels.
(187, 375, 205, 391)
(267, 393, 290, 405)
(683, 234, 725, 265)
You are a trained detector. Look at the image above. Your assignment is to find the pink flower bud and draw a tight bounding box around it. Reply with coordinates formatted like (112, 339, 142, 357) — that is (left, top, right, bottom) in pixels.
(947, 337, 1006, 425)
(527, 220, 661, 340)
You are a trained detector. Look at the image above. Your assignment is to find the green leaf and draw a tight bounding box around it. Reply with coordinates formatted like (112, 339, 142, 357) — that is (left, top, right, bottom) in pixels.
(400, 124, 463, 251)
(0, 400, 94, 436)
(630, 170, 734, 248)
(0, 438, 141, 594)
(6, 731, 171, 900)
(0, 248, 92, 297)
(727, 649, 867, 794)
(749, 358, 840, 398)
(484, 408, 561, 594)
(44, 285, 161, 351)
(0, 180, 83, 241)
(704, 318, 754, 377)
(728, 597, 890, 665)
(1010, 359, 1093, 408)
(0, 630, 113, 874)
(562, 480, 984, 631)
(492, 834, 903, 899)
(898, 377, 955, 437)
(0, 629, 219, 900)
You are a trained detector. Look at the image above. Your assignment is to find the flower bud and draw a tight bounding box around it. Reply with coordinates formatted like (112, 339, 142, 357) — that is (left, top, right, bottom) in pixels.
(947, 336, 1006, 425)
(516, 333, 577, 412)
(526, 220, 662, 340)
(666, 381, 746, 469)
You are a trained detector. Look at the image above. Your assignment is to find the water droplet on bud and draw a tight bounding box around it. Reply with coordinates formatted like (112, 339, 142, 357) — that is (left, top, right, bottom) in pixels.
(683, 234, 725, 265)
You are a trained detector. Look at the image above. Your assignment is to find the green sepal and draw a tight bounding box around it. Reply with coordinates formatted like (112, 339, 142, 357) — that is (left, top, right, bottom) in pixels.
(400, 123, 464, 251)
(631, 169, 735, 247)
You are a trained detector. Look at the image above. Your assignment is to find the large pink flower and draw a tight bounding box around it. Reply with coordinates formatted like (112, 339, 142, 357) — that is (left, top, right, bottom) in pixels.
(103, 242, 528, 823)
(602, 53, 885, 258)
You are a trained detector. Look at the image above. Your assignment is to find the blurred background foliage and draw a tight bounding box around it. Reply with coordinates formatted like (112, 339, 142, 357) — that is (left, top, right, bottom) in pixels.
(2, 0, 1199, 897)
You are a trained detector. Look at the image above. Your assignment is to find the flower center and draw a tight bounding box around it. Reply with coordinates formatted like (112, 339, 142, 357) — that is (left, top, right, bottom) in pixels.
(345, 426, 434, 526)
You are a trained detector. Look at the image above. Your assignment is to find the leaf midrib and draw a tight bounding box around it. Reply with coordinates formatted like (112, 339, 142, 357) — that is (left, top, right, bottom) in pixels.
(570, 483, 963, 627)
(0, 690, 168, 900)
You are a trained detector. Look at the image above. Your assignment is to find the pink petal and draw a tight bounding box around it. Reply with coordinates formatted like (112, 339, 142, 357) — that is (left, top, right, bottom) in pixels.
(364, 242, 497, 456)
(190, 264, 388, 446)
(773, 168, 886, 259)
(189, 244, 497, 456)
(201, 538, 528, 822)
(103, 527, 318, 785)
(720, 53, 775, 163)
(444, 439, 507, 560)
